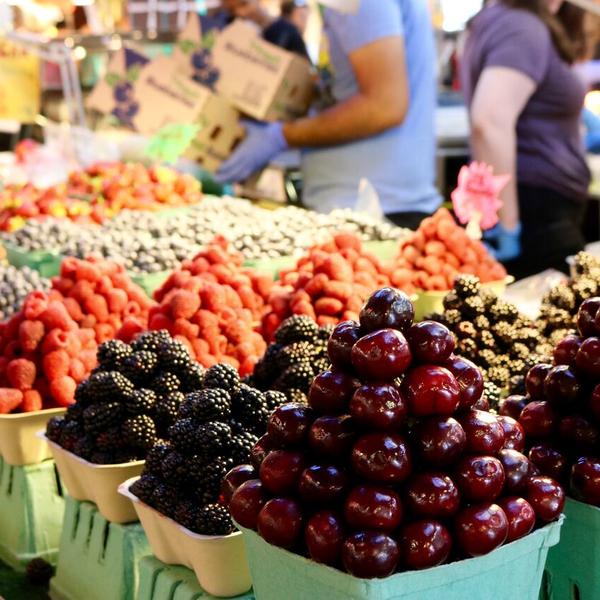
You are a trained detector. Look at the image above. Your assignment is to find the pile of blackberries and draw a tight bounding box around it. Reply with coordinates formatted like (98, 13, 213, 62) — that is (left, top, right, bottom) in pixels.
(249, 315, 333, 403)
(46, 331, 204, 463)
(130, 363, 287, 535)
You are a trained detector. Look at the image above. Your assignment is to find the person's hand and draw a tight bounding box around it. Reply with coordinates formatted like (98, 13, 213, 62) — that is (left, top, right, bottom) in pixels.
(484, 222, 522, 262)
(215, 121, 288, 184)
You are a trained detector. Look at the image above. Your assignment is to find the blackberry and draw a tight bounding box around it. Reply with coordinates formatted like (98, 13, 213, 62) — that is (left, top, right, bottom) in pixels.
(154, 391, 184, 434)
(58, 420, 82, 452)
(151, 483, 178, 518)
(152, 372, 181, 395)
(122, 415, 157, 450)
(474, 315, 491, 331)
(264, 390, 287, 411)
(230, 431, 259, 464)
(90, 451, 118, 465)
(74, 379, 94, 407)
(463, 296, 485, 318)
(228, 418, 245, 435)
(196, 503, 235, 536)
(426, 312, 449, 327)
(479, 289, 497, 308)
(204, 364, 240, 392)
(275, 342, 316, 371)
(478, 330, 497, 350)
(46, 417, 64, 442)
(178, 362, 205, 393)
(442, 291, 461, 311)
(65, 403, 84, 424)
(573, 278, 599, 303)
(252, 344, 283, 385)
(196, 422, 233, 458)
(454, 275, 481, 299)
(132, 330, 172, 354)
(96, 339, 132, 370)
(158, 340, 192, 373)
(73, 435, 95, 460)
(25, 558, 54, 585)
(313, 357, 330, 375)
(95, 427, 123, 452)
(275, 315, 319, 345)
(169, 417, 200, 454)
(478, 349, 497, 370)
(483, 380, 502, 410)
(487, 366, 510, 388)
(508, 375, 527, 396)
(507, 359, 526, 376)
(145, 440, 171, 474)
(318, 323, 335, 341)
(161, 450, 190, 487)
(196, 456, 235, 500)
(130, 474, 160, 504)
(456, 321, 477, 340)
(122, 351, 158, 383)
(489, 301, 519, 324)
(86, 371, 134, 402)
(456, 338, 478, 361)
(491, 354, 512, 370)
(125, 389, 157, 416)
(231, 385, 270, 434)
(187, 453, 210, 486)
(444, 309, 462, 327)
(547, 287, 577, 311)
(278, 363, 315, 392)
(573, 251, 600, 276)
(83, 402, 123, 436)
(512, 343, 531, 360)
(174, 498, 200, 532)
(493, 322, 516, 346)
(549, 329, 572, 346)
(287, 389, 308, 404)
(179, 389, 231, 422)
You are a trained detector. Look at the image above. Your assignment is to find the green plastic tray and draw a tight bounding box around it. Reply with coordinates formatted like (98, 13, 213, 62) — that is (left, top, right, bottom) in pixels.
(4, 242, 62, 278)
(239, 518, 563, 600)
(130, 271, 170, 298)
(243, 256, 297, 279)
(363, 240, 399, 262)
(137, 556, 255, 600)
(0, 457, 65, 571)
(542, 499, 600, 600)
(50, 497, 151, 600)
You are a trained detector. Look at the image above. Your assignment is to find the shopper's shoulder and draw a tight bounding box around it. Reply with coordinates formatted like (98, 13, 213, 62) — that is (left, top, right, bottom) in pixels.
(475, 4, 550, 44)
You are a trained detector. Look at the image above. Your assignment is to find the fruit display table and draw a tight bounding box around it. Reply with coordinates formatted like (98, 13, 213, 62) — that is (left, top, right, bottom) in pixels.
(0, 456, 64, 571)
(50, 497, 150, 600)
(543, 499, 600, 600)
(137, 556, 255, 600)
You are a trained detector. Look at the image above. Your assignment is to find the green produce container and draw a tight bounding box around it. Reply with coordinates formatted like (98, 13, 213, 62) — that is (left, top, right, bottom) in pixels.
(137, 556, 255, 600)
(0, 457, 65, 570)
(4, 243, 62, 278)
(239, 518, 563, 600)
(363, 240, 399, 262)
(542, 499, 600, 600)
(130, 271, 170, 298)
(243, 256, 297, 280)
(50, 497, 150, 600)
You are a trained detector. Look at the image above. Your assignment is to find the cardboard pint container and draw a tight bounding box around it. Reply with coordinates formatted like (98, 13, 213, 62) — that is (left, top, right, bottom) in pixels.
(0, 408, 65, 466)
(207, 20, 313, 122)
(238, 518, 564, 600)
(119, 477, 252, 598)
(133, 56, 244, 172)
(43, 435, 143, 523)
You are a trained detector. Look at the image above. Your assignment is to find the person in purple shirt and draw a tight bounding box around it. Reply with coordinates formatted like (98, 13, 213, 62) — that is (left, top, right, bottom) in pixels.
(461, 0, 591, 277)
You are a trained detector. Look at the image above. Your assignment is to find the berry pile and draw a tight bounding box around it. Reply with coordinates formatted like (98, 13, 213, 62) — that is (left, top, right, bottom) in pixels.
(0, 264, 50, 320)
(538, 252, 600, 344)
(262, 233, 392, 341)
(149, 239, 269, 374)
(249, 315, 332, 403)
(429, 275, 546, 395)
(502, 297, 600, 507)
(0, 291, 98, 412)
(130, 364, 288, 534)
(227, 288, 564, 578)
(45, 331, 205, 463)
(391, 208, 507, 293)
(52, 257, 153, 344)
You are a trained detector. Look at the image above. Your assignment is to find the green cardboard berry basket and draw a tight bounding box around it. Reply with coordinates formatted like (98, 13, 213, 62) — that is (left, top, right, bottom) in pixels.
(238, 518, 563, 600)
(4, 242, 62, 278)
(542, 499, 600, 600)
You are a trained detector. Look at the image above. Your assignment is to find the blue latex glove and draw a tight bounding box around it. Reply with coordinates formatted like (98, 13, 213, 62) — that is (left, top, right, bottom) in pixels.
(215, 121, 288, 183)
(484, 223, 522, 262)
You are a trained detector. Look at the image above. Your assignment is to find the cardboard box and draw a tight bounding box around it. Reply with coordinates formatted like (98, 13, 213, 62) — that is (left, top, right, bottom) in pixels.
(175, 18, 314, 122)
(132, 56, 244, 171)
(86, 47, 150, 129)
(127, 0, 196, 33)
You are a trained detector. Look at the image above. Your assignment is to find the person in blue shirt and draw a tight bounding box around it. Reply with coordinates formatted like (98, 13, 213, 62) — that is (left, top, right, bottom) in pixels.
(216, 0, 441, 229)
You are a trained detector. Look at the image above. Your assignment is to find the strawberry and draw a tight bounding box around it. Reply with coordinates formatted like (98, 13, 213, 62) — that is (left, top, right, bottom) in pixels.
(6, 359, 36, 390)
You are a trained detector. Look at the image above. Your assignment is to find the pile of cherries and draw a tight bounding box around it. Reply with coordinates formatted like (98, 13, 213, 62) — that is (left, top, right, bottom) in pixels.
(502, 297, 600, 507)
(225, 288, 565, 579)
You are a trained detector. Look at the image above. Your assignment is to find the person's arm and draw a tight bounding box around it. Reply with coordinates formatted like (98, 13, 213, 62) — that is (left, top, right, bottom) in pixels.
(283, 35, 409, 147)
(470, 66, 536, 230)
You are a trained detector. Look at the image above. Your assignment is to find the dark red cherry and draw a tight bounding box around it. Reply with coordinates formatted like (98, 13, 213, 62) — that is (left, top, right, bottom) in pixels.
(308, 415, 356, 461)
(328, 321, 361, 369)
(351, 433, 413, 484)
(571, 457, 600, 506)
(454, 455, 505, 502)
(577, 297, 600, 337)
(399, 520, 452, 570)
(250, 434, 274, 470)
(528, 444, 569, 483)
(473, 396, 490, 411)
(576, 338, 600, 378)
(351, 329, 412, 380)
(590, 384, 600, 422)
(558, 414, 599, 449)
(308, 370, 360, 415)
(221, 464, 257, 504)
(257, 498, 303, 549)
(458, 409, 505, 454)
(406, 321, 455, 364)
(497, 416, 525, 451)
(344, 484, 403, 532)
(359, 287, 414, 334)
(443, 355, 484, 411)
(554, 335, 584, 367)
(298, 465, 348, 505)
(305, 510, 345, 566)
(260, 450, 306, 495)
(350, 383, 407, 431)
(525, 476, 565, 522)
(544, 366, 581, 410)
(402, 366, 460, 417)
(454, 503, 508, 557)
(498, 395, 527, 420)
(411, 416, 466, 467)
(526, 364, 552, 400)
(498, 497, 536, 543)
(229, 479, 267, 530)
(519, 401, 558, 438)
(267, 403, 315, 448)
(342, 532, 399, 578)
(497, 449, 532, 493)
(405, 472, 460, 518)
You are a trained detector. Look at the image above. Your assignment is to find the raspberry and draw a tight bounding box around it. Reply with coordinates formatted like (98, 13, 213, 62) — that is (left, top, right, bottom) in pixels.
(40, 301, 74, 332)
(22, 389, 42, 412)
(169, 290, 200, 320)
(42, 350, 70, 381)
(50, 376, 77, 407)
(0, 388, 23, 413)
(18, 320, 45, 353)
(84, 294, 109, 323)
(6, 359, 36, 391)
